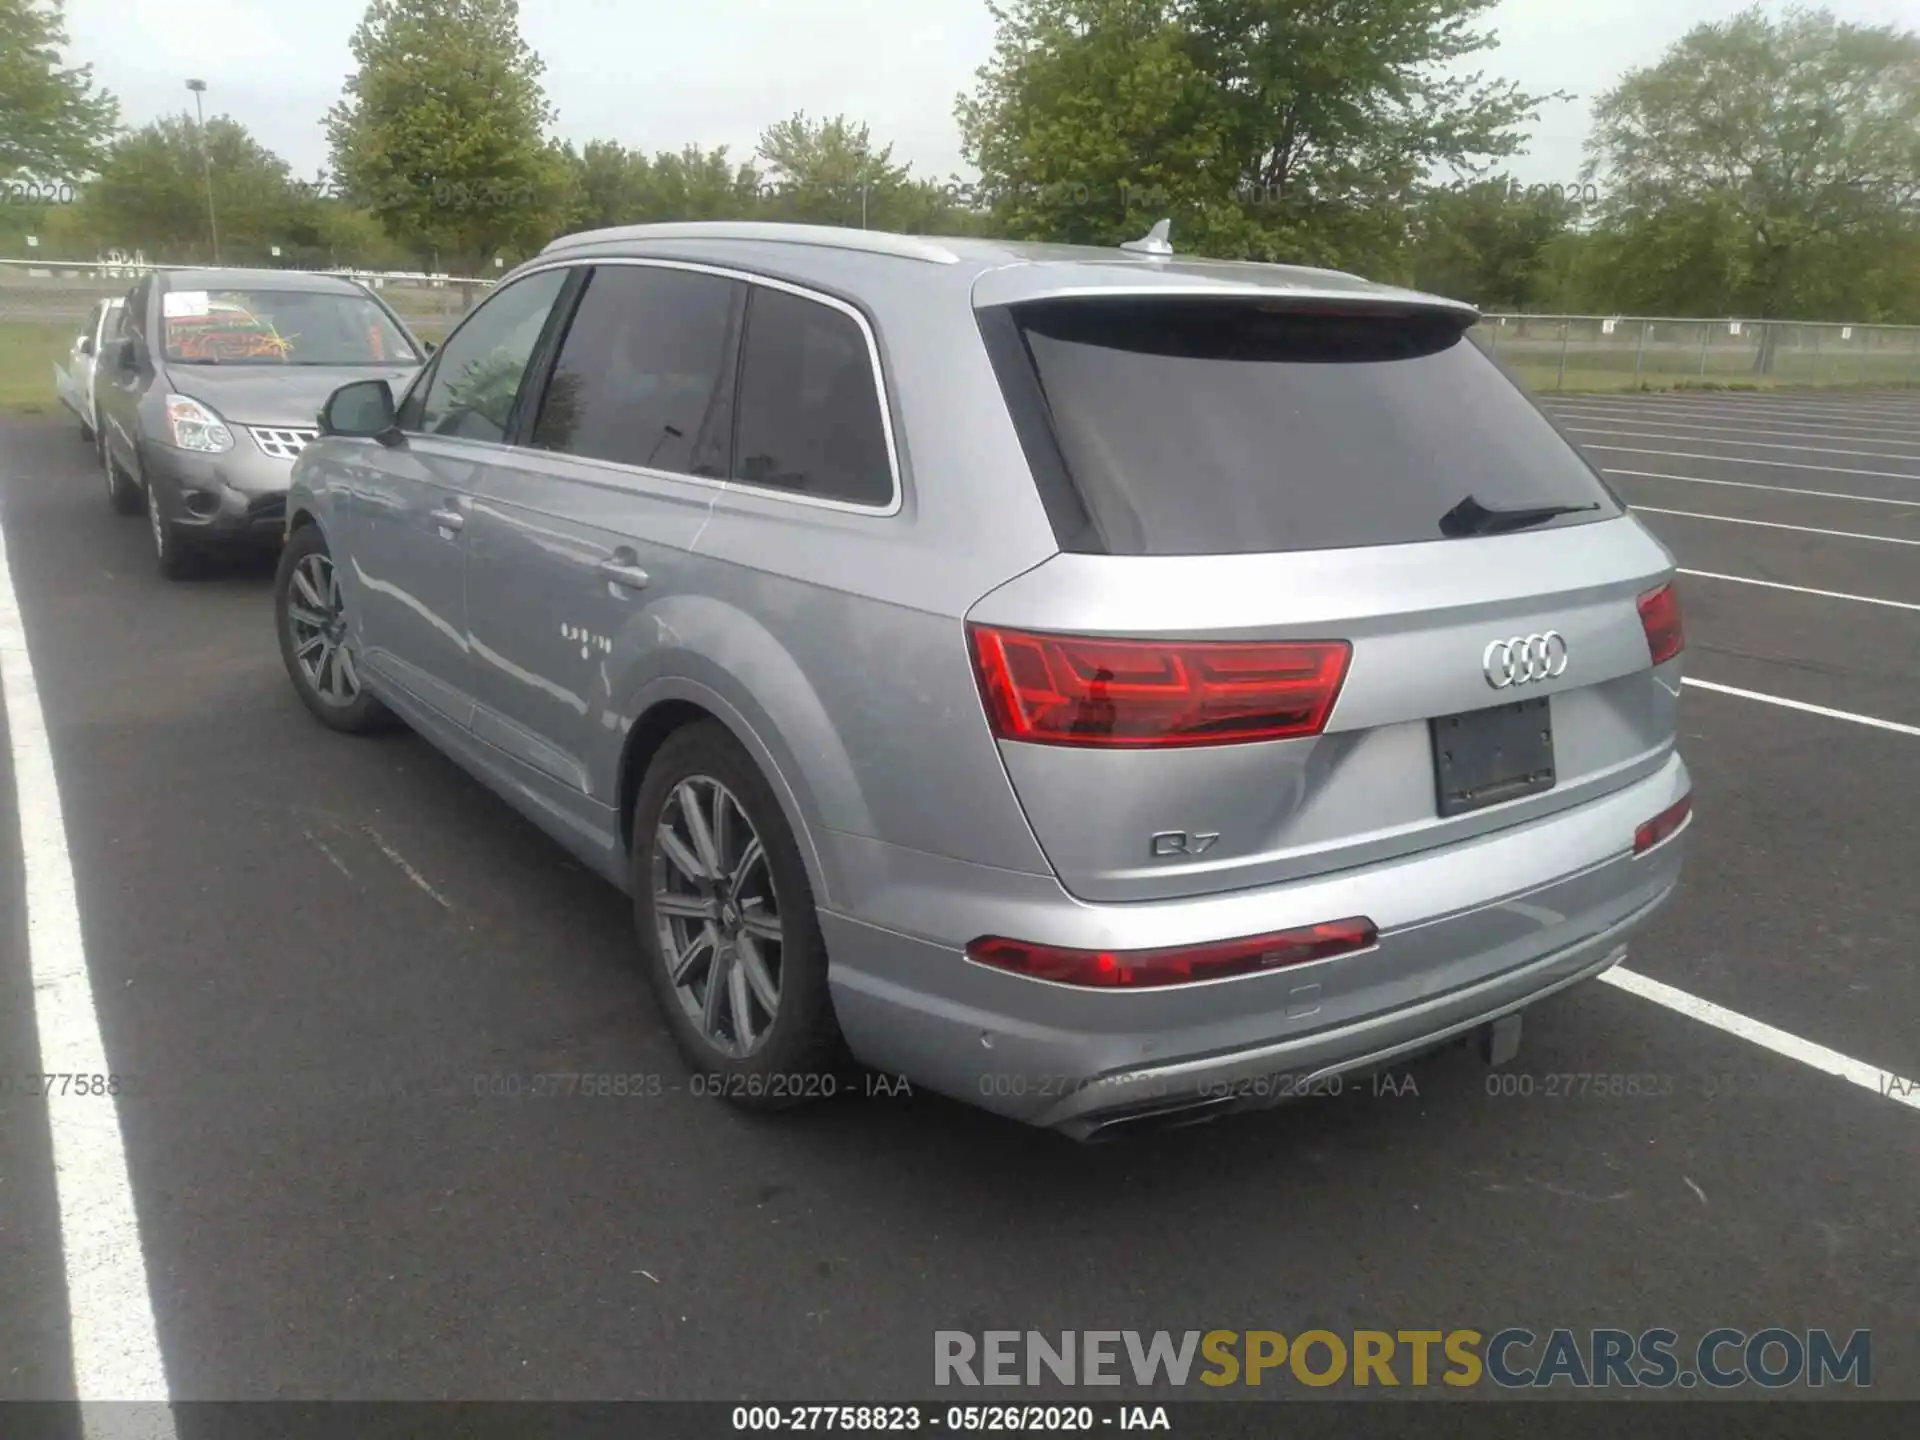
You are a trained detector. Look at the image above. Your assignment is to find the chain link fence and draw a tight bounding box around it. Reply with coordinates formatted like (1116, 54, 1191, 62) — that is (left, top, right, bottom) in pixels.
(5, 259, 1919, 412)
(0, 258, 493, 410)
(1474, 313, 1920, 392)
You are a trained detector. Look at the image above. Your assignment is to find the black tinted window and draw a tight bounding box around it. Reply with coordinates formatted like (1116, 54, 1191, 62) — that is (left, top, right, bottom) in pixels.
(412, 268, 568, 444)
(733, 286, 892, 506)
(531, 265, 742, 475)
(1004, 300, 1619, 555)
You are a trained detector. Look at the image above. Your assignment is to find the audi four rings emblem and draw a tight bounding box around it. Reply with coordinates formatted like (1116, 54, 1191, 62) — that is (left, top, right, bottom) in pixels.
(1483, 631, 1570, 689)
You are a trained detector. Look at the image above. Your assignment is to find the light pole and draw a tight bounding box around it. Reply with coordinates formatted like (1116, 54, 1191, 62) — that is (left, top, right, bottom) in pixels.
(186, 79, 221, 263)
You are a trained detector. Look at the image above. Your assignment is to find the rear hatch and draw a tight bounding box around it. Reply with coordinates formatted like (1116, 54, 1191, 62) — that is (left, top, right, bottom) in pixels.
(968, 293, 1684, 904)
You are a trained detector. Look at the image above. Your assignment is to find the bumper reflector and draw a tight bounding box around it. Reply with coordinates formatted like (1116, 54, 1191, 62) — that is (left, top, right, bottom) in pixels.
(1634, 794, 1692, 855)
(965, 918, 1378, 989)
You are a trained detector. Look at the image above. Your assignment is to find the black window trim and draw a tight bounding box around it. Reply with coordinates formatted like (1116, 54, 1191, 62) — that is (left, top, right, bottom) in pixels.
(483, 255, 905, 516)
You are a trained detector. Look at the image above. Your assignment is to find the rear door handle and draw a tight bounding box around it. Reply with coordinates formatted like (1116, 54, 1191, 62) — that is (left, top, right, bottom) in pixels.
(598, 552, 650, 591)
(429, 507, 465, 533)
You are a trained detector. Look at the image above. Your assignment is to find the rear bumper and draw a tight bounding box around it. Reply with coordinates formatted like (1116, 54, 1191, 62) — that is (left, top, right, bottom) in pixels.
(821, 750, 1688, 1134)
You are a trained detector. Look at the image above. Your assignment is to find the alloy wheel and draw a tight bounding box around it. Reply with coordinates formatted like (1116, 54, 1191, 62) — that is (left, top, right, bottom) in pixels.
(284, 551, 362, 706)
(651, 776, 784, 1057)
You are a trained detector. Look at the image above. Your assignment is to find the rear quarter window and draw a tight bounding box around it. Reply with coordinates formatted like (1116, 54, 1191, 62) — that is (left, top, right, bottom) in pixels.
(994, 299, 1621, 556)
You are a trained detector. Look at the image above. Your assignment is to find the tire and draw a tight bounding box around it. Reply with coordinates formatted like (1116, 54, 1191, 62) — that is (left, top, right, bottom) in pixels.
(632, 721, 845, 1110)
(102, 434, 140, 515)
(145, 472, 201, 579)
(274, 523, 396, 734)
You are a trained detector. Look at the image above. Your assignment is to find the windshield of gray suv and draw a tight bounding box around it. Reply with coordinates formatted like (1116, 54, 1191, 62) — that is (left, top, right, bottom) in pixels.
(161, 288, 420, 366)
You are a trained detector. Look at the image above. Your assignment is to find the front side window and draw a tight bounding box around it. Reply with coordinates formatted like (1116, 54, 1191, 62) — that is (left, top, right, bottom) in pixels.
(409, 268, 570, 445)
(732, 286, 893, 506)
(530, 265, 743, 475)
(160, 288, 419, 367)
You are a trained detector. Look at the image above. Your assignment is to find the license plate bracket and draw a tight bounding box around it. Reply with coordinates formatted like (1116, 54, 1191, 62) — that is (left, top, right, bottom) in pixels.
(1431, 697, 1556, 818)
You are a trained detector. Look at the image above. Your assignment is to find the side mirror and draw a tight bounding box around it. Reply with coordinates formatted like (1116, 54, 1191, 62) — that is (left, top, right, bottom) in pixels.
(79, 335, 94, 357)
(320, 378, 402, 445)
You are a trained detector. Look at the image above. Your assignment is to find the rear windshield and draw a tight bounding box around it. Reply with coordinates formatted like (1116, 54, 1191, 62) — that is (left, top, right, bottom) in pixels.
(161, 288, 419, 366)
(998, 299, 1619, 555)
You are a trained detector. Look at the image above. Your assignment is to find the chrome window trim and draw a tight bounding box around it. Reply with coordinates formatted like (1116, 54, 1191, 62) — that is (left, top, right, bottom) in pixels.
(501, 254, 906, 518)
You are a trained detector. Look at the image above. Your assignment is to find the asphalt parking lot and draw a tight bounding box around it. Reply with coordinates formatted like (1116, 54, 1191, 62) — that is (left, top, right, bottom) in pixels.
(2, 388, 1917, 1408)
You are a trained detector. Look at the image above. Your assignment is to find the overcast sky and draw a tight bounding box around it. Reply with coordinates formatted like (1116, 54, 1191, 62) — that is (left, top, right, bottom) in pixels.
(62, 0, 1917, 190)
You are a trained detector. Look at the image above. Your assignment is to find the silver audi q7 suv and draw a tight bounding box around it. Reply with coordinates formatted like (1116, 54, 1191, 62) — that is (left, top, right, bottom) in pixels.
(279, 220, 1691, 1139)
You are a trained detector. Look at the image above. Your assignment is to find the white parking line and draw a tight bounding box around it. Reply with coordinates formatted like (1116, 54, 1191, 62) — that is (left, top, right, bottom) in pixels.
(1605, 468, 1920, 507)
(1602, 967, 1920, 1112)
(1555, 408, 1920, 445)
(1633, 506, 1920, 545)
(1570, 403, 1920, 435)
(0, 514, 176, 1413)
(1583, 445, 1920, 481)
(1564, 425, 1920, 462)
(1684, 677, 1920, 737)
(1677, 568, 1920, 612)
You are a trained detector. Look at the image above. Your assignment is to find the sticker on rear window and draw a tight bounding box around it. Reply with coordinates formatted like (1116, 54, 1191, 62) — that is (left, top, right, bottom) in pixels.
(163, 291, 211, 318)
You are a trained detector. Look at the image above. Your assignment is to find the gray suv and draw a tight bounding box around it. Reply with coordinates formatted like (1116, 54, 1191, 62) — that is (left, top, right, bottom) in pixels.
(280, 221, 1691, 1138)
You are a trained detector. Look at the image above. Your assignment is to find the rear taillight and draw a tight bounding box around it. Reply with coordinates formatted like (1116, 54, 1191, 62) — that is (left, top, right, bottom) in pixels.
(1634, 795, 1692, 855)
(1637, 582, 1684, 666)
(967, 625, 1351, 748)
(965, 918, 1378, 989)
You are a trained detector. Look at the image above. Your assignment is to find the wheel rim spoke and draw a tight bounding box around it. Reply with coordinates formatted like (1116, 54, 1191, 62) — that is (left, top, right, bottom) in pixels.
(293, 565, 324, 611)
(288, 602, 329, 630)
(736, 932, 781, 1015)
(702, 943, 733, 1039)
(729, 836, 765, 896)
(333, 643, 359, 699)
(655, 891, 715, 921)
(656, 825, 708, 885)
(727, 955, 756, 1050)
(739, 903, 782, 943)
(670, 922, 720, 988)
(678, 780, 724, 878)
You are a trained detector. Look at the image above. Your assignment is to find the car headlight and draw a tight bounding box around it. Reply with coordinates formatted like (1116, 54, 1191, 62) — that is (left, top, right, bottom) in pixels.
(164, 394, 233, 453)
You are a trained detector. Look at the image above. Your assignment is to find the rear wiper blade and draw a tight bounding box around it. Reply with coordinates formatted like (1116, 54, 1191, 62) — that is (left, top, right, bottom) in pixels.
(1439, 494, 1601, 538)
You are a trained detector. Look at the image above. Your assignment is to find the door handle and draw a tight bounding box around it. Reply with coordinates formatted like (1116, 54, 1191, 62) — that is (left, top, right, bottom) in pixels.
(428, 507, 465, 533)
(598, 553, 650, 590)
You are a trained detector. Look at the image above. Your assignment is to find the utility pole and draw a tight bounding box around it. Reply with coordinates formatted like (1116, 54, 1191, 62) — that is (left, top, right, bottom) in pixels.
(186, 79, 221, 263)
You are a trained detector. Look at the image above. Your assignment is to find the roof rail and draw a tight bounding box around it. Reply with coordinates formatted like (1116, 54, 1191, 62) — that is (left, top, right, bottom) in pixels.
(541, 221, 962, 265)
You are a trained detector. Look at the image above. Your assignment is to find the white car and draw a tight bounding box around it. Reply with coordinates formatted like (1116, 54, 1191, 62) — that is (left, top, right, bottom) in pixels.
(54, 296, 125, 444)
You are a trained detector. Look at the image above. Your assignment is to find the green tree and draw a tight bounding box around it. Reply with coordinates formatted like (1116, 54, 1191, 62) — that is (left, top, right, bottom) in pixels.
(1583, 5, 1920, 327)
(0, 0, 118, 181)
(78, 115, 310, 264)
(958, 0, 1559, 268)
(756, 112, 913, 227)
(326, 0, 569, 272)
(635, 144, 764, 221)
(1407, 178, 1579, 309)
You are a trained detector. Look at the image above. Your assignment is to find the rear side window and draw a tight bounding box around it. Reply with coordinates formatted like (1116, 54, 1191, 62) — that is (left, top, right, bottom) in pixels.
(732, 286, 893, 506)
(531, 265, 744, 475)
(997, 300, 1620, 555)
